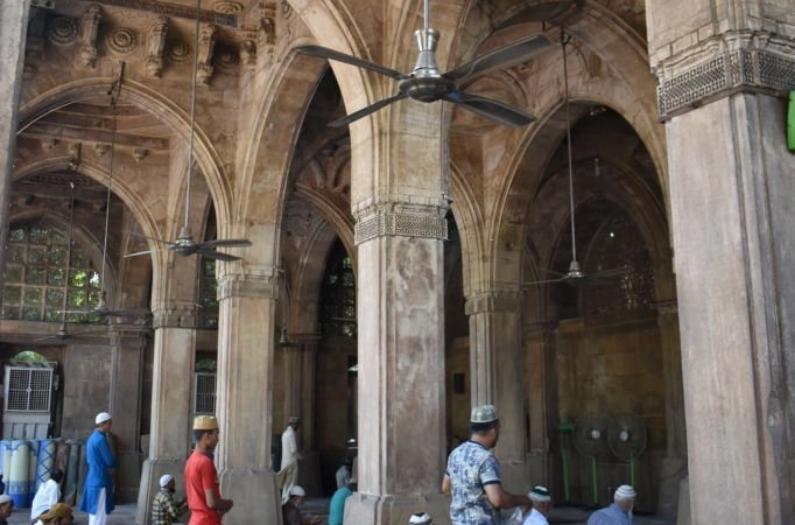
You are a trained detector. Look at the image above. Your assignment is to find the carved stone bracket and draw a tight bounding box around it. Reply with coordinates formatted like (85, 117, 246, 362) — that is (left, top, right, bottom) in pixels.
(354, 202, 448, 244)
(152, 305, 198, 329)
(78, 4, 102, 68)
(217, 271, 280, 301)
(465, 291, 521, 316)
(197, 23, 217, 84)
(145, 17, 168, 78)
(656, 33, 795, 120)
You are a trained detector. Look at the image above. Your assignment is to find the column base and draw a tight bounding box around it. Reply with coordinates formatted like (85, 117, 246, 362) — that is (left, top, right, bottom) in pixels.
(499, 459, 530, 494)
(219, 468, 281, 525)
(136, 458, 187, 525)
(344, 492, 451, 525)
(657, 456, 687, 519)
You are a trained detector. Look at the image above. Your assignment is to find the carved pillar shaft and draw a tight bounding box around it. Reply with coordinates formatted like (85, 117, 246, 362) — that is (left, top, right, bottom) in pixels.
(647, 2, 795, 522)
(466, 291, 527, 492)
(0, 0, 30, 291)
(215, 271, 281, 525)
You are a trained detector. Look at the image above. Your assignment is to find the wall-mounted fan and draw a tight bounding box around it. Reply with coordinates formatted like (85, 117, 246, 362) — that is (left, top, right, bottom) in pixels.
(573, 414, 611, 506)
(607, 413, 647, 488)
(524, 34, 628, 289)
(295, 0, 554, 127)
(126, 0, 250, 262)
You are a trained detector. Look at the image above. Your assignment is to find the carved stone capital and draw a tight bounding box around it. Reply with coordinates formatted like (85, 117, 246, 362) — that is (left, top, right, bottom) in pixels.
(354, 202, 448, 244)
(78, 4, 102, 68)
(465, 291, 521, 315)
(655, 31, 795, 120)
(196, 23, 217, 84)
(217, 271, 279, 301)
(152, 305, 198, 329)
(145, 17, 168, 78)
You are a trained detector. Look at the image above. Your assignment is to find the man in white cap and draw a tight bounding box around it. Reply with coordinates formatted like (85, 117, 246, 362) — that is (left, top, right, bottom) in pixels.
(185, 415, 234, 524)
(586, 485, 636, 525)
(0, 494, 13, 525)
(522, 486, 552, 525)
(279, 416, 302, 504)
(409, 512, 433, 524)
(151, 474, 187, 525)
(80, 412, 118, 525)
(281, 485, 322, 525)
(442, 405, 532, 524)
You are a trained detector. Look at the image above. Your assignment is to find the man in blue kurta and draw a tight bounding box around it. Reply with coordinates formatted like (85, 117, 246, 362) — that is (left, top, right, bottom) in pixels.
(81, 412, 118, 525)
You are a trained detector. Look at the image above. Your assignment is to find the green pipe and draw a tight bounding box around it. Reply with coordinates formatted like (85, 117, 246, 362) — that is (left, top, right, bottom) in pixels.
(629, 456, 636, 488)
(591, 456, 598, 504)
(561, 445, 571, 502)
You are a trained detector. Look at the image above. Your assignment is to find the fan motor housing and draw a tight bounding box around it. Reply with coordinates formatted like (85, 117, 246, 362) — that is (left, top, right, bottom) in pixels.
(399, 75, 454, 103)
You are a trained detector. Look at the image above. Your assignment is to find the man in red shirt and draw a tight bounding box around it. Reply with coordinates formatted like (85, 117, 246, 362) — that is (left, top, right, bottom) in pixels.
(184, 416, 234, 525)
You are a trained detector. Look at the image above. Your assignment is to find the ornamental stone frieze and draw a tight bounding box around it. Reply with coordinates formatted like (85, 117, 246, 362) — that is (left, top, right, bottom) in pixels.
(78, 4, 103, 68)
(654, 31, 795, 120)
(465, 291, 521, 316)
(197, 23, 218, 84)
(107, 27, 138, 56)
(353, 202, 448, 244)
(152, 304, 198, 329)
(217, 270, 280, 300)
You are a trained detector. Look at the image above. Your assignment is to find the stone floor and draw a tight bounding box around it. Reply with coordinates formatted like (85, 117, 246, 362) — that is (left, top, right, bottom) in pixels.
(6, 501, 675, 524)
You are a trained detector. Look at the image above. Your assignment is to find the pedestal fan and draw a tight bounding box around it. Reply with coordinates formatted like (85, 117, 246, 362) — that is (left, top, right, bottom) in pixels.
(608, 413, 647, 488)
(574, 414, 610, 506)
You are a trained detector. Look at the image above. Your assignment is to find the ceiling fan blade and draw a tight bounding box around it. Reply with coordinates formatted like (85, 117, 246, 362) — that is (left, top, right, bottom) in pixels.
(589, 267, 630, 278)
(124, 250, 153, 259)
(523, 277, 568, 286)
(295, 45, 405, 80)
(329, 93, 407, 127)
(198, 249, 241, 262)
(127, 232, 174, 246)
(446, 91, 535, 127)
(200, 238, 252, 249)
(444, 33, 551, 83)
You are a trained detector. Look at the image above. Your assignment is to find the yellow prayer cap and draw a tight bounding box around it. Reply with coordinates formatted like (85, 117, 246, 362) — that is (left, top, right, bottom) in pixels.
(193, 415, 219, 430)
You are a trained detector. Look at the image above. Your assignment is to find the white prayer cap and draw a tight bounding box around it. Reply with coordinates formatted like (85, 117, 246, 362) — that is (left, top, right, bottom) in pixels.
(159, 474, 174, 488)
(0, 494, 11, 505)
(470, 404, 498, 424)
(528, 485, 551, 502)
(408, 513, 432, 524)
(614, 485, 637, 500)
(95, 412, 112, 424)
(289, 485, 306, 497)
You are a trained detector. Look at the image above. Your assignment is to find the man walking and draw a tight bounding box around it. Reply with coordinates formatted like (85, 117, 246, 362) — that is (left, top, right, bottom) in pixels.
(442, 405, 531, 524)
(587, 485, 636, 525)
(81, 412, 118, 525)
(185, 416, 234, 524)
(279, 416, 302, 503)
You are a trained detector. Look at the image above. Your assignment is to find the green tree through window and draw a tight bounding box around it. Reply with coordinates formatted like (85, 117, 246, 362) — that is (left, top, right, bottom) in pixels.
(2, 222, 101, 323)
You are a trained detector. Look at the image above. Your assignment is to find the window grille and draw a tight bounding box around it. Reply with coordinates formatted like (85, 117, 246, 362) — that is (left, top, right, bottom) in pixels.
(4, 366, 53, 412)
(321, 240, 356, 337)
(2, 222, 101, 323)
(194, 372, 216, 415)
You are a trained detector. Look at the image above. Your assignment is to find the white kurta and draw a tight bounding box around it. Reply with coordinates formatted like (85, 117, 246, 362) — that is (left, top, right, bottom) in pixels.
(279, 426, 299, 503)
(522, 508, 550, 525)
(30, 478, 61, 520)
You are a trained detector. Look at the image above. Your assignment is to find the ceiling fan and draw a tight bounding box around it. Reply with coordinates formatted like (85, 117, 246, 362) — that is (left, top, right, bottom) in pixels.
(295, 0, 553, 127)
(524, 33, 628, 288)
(126, 0, 250, 262)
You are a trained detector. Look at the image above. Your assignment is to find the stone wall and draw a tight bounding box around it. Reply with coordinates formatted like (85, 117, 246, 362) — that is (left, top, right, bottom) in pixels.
(60, 344, 111, 439)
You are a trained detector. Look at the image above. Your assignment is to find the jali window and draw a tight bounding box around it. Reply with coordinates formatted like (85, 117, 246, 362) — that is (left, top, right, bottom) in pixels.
(321, 241, 356, 337)
(2, 222, 101, 323)
(198, 258, 218, 329)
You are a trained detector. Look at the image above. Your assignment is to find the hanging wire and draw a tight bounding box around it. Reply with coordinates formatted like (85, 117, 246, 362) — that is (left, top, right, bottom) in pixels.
(99, 62, 125, 309)
(183, 0, 202, 233)
(561, 28, 578, 265)
(423, 0, 430, 33)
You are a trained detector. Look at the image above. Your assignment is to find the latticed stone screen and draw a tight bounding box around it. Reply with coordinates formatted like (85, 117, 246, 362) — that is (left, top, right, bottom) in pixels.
(321, 241, 356, 337)
(2, 222, 101, 323)
(198, 258, 219, 329)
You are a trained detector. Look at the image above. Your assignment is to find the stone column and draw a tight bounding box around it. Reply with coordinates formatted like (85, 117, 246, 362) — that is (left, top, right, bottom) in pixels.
(466, 290, 528, 492)
(523, 321, 556, 487)
(0, 0, 30, 289)
(136, 305, 197, 524)
(345, 201, 449, 525)
(109, 325, 149, 503)
(215, 271, 281, 525)
(647, 2, 795, 522)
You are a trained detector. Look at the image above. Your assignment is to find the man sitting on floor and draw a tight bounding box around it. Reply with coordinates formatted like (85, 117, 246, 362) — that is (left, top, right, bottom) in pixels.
(328, 475, 356, 525)
(0, 495, 13, 525)
(282, 485, 323, 525)
(34, 502, 73, 525)
(31, 469, 63, 522)
(587, 485, 636, 525)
